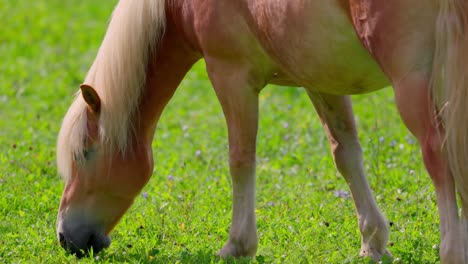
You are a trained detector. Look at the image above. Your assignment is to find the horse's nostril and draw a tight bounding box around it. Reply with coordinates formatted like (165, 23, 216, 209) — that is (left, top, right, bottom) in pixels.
(59, 233, 66, 248)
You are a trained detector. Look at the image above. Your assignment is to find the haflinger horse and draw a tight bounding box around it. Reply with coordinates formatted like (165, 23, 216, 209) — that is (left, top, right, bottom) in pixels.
(56, 0, 468, 262)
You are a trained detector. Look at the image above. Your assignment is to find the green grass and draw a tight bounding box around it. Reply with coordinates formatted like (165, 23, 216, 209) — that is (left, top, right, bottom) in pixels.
(0, 1, 440, 263)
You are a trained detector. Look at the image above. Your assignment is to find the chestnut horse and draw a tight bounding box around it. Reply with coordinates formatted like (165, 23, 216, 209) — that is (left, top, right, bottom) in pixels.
(56, 0, 468, 262)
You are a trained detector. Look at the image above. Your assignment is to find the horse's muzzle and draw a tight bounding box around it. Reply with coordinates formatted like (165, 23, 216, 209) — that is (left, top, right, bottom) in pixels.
(57, 225, 111, 258)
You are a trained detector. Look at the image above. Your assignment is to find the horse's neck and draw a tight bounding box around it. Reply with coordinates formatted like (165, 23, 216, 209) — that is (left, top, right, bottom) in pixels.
(136, 13, 200, 144)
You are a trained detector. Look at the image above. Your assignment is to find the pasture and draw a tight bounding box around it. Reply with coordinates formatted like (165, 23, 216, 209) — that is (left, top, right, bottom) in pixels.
(0, 0, 440, 263)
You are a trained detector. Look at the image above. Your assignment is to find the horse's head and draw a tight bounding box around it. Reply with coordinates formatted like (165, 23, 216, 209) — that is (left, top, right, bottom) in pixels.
(56, 84, 153, 257)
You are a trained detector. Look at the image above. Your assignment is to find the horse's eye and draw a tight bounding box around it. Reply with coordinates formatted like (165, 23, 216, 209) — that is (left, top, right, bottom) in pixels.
(83, 149, 91, 160)
(73, 147, 97, 163)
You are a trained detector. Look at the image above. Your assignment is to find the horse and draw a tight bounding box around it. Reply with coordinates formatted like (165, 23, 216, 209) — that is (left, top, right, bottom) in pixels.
(55, 0, 468, 262)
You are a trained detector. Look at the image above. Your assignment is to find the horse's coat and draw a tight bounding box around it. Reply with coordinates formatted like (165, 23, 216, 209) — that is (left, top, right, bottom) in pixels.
(56, 1, 468, 262)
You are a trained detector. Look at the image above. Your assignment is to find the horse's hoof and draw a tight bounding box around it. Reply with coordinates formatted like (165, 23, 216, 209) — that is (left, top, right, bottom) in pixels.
(360, 247, 393, 262)
(216, 240, 257, 259)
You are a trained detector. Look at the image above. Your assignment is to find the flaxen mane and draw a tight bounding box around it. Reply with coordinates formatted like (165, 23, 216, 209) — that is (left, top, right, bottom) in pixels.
(57, 0, 166, 181)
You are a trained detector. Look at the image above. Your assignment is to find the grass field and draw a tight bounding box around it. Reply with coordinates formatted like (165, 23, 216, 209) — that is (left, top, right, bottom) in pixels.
(0, 1, 441, 263)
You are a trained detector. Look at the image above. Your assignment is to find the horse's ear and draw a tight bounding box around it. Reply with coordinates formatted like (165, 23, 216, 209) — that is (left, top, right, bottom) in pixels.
(80, 84, 101, 114)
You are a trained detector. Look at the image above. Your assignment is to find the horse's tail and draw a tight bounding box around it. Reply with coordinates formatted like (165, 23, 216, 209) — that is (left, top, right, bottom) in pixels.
(85, 0, 166, 153)
(432, 1, 468, 208)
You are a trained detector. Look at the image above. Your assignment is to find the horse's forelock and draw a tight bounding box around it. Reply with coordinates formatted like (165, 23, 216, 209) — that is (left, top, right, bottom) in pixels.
(57, 97, 89, 182)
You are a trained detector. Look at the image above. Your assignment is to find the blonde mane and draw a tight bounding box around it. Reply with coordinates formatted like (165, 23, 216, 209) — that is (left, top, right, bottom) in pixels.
(57, 0, 166, 181)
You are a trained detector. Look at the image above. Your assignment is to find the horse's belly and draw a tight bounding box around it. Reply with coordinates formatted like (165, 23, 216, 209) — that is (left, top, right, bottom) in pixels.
(287, 39, 390, 94)
(268, 47, 389, 94)
(255, 1, 390, 94)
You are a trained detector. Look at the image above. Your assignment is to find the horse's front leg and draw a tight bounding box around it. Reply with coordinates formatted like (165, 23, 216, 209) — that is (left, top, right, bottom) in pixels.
(206, 61, 260, 258)
(307, 92, 391, 261)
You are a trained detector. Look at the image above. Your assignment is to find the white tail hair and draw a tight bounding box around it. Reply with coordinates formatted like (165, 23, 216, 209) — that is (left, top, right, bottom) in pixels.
(57, 0, 166, 180)
(432, 0, 468, 209)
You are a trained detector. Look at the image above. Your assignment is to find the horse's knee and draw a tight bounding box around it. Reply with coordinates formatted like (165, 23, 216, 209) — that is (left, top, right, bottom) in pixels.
(331, 139, 363, 175)
(229, 147, 256, 169)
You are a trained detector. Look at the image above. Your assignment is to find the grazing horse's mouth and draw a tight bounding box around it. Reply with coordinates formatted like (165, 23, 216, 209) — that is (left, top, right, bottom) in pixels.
(57, 222, 111, 257)
(58, 231, 111, 257)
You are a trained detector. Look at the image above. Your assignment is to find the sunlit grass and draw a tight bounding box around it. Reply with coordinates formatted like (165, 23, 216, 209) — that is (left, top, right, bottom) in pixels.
(0, 1, 440, 263)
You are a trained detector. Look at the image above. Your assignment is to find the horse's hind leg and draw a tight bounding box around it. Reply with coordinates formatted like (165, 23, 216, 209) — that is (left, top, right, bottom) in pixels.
(206, 62, 261, 258)
(392, 73, 465, 263)
(307, 92, 391, 260)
